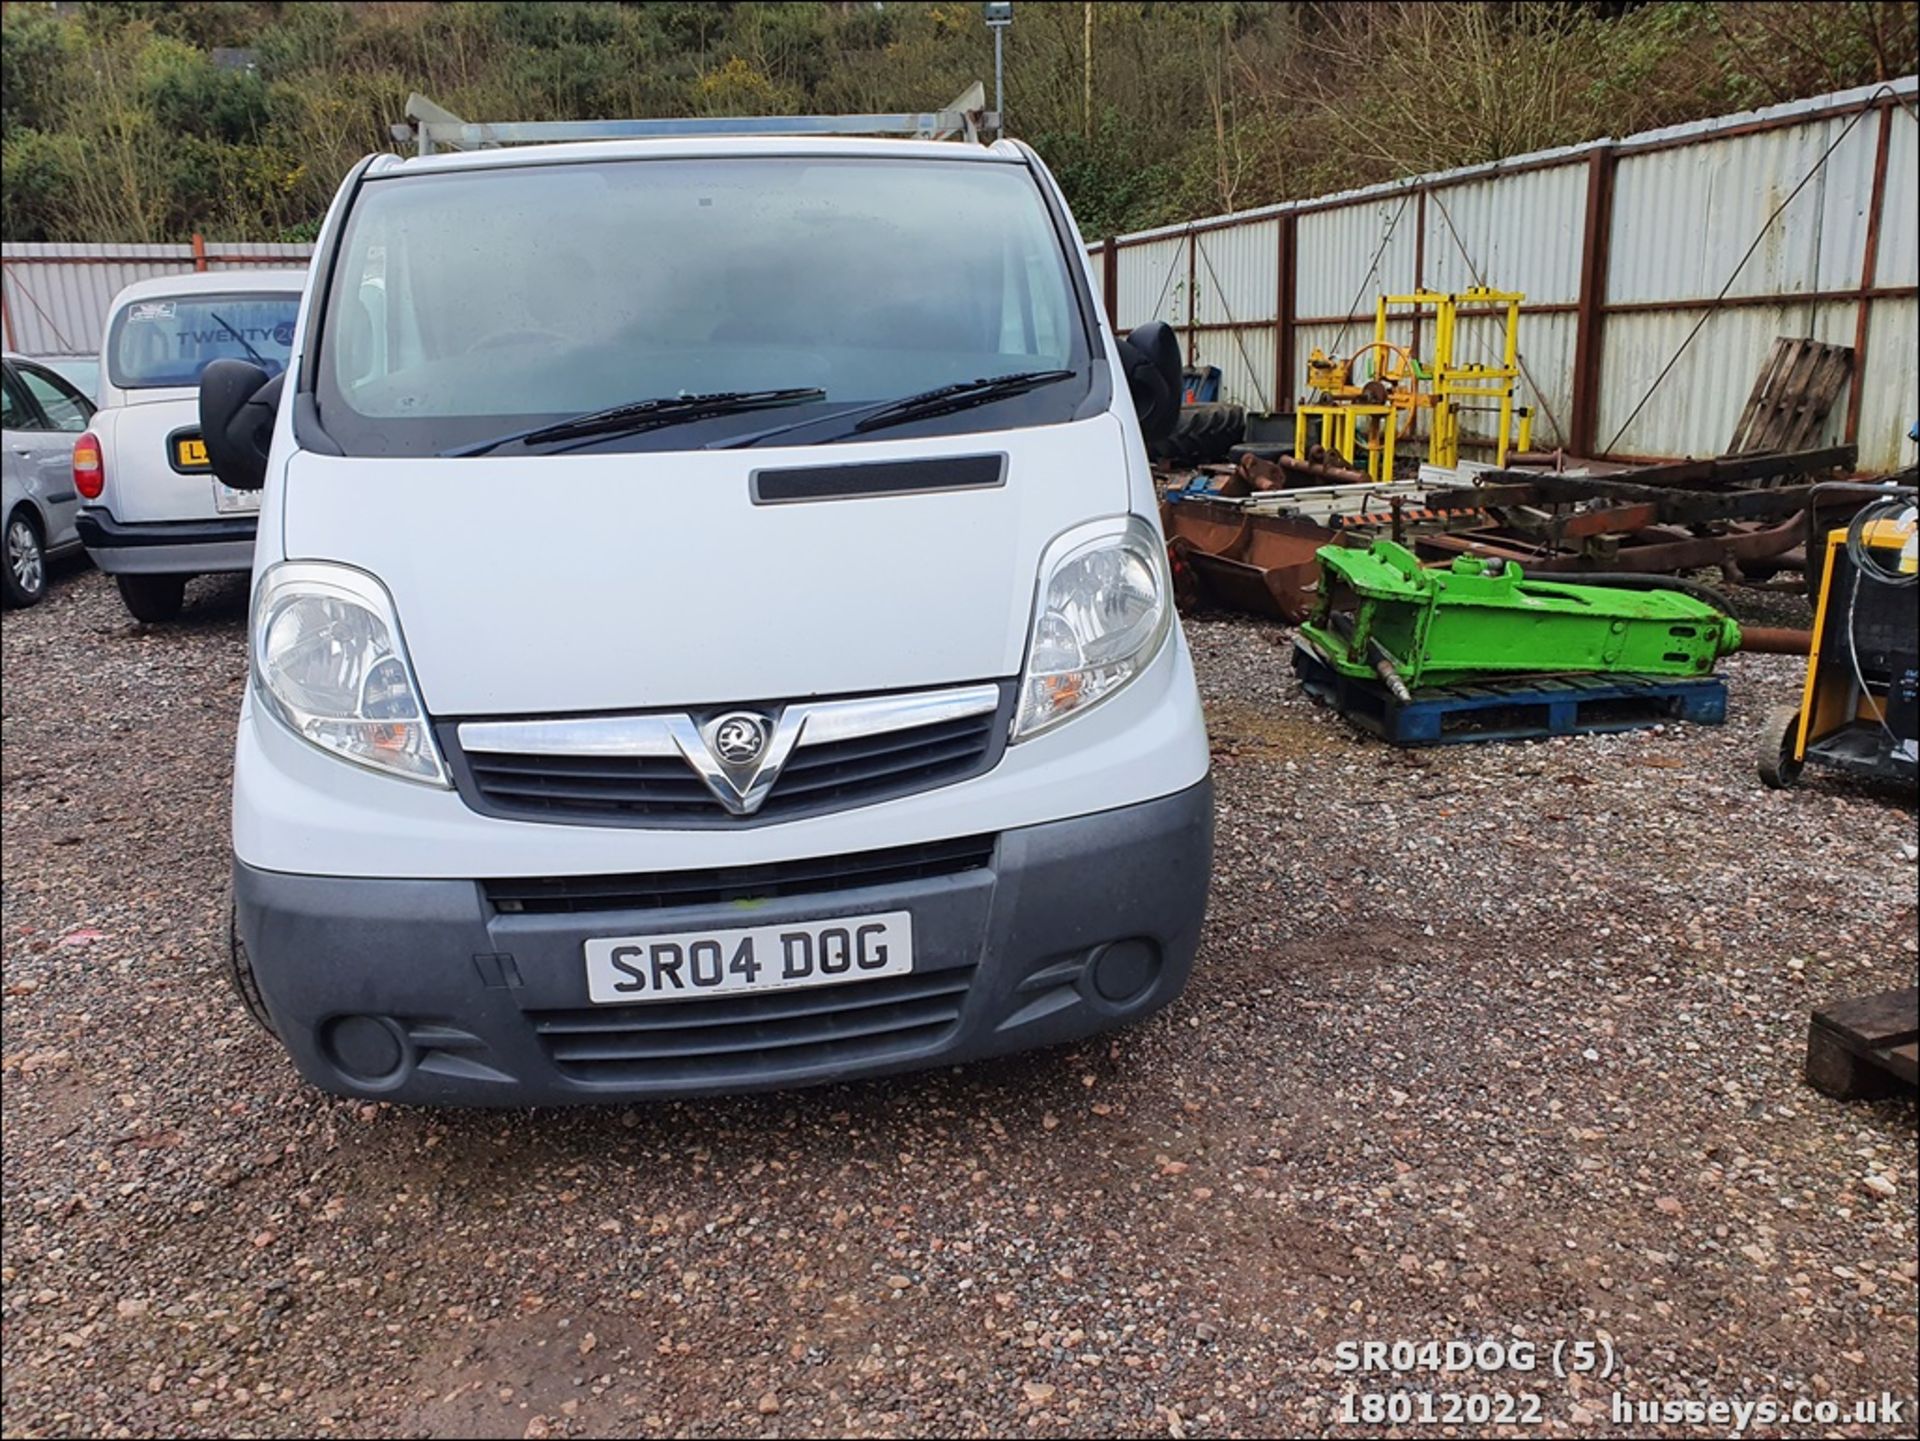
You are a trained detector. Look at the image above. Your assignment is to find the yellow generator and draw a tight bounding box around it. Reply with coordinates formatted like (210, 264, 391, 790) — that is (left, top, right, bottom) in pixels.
(1759, 486, 1918, 790)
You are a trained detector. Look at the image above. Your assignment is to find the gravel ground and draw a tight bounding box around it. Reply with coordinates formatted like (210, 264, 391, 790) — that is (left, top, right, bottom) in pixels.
(3, 564, 1915, 1439)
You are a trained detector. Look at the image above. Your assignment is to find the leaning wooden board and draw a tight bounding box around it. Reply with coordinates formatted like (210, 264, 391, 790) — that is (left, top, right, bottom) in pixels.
(1805, 986, 1919, 1100)
(1727, 337, 1854, 459)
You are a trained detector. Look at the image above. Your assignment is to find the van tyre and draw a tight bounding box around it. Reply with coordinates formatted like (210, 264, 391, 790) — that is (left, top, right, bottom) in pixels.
(3, 507, 47, 608)
(116, 573, 187, 623)
(1154, 402, 1246, 464)
(226, 903, 277, 1034)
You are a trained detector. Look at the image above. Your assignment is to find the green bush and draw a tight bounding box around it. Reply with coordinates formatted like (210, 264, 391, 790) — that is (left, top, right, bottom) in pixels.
(0, 129, 88, 241)
(140, 35, 269, 143)
(0, 13, 81, 139)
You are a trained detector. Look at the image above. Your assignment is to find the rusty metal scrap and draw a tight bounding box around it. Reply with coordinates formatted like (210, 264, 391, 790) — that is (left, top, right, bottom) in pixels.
(1414, 514, 1809, 577)
(1413, 445, 1862, 575)
(1159, 444, 1875, 621)
(1161, 498, 1334, 622)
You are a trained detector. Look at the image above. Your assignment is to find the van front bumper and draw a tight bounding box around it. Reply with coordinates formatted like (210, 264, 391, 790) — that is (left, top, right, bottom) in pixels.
(77, 508, 257, 575)
(233, 778, 1213, 1105)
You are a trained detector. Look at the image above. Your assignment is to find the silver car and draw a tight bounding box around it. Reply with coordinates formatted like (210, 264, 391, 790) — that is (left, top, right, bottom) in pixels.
(30, 355, 102, 406)
(3, 353, 96, 607)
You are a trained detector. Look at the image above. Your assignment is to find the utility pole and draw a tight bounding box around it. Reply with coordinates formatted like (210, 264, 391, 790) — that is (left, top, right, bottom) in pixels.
(985, 3, 1012, 136)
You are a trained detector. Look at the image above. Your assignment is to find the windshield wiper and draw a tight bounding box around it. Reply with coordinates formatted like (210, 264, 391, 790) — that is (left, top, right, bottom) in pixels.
(447, 388, 826, 458)
(711, 370, 1077, 450)
(209, 311, 269, 369)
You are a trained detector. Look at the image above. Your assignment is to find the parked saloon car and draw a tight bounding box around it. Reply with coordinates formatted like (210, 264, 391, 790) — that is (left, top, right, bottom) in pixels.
(3, 352, 96, 607)
(29, 355, 102, 407)
(202, 125, 1212, 1104)
(76, 270, 307, 621)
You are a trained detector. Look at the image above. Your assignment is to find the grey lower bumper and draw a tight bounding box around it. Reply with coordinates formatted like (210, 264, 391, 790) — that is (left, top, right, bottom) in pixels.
(233, 778, 1214, 1105)
(77, 509, 256, 575)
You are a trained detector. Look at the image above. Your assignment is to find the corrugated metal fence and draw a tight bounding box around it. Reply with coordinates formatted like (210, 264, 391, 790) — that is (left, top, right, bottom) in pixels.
(1086, 77, 1919, 471)
(0, 237, 314, 359)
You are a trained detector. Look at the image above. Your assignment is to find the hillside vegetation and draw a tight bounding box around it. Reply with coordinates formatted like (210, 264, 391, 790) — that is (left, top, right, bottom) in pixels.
(3, 1, 1914, 244)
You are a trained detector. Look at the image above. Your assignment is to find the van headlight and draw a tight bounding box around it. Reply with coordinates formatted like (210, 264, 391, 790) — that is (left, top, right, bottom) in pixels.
(1014, 515, 1171, 739)
(251, 561, 448, 785)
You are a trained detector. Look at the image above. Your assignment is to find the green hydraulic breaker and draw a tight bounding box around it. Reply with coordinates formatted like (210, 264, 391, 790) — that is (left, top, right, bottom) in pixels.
(1298, 540, 1743, 692)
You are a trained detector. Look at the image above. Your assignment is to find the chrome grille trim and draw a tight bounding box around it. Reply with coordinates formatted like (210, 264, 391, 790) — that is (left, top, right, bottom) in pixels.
(457, 683, 1001, 758)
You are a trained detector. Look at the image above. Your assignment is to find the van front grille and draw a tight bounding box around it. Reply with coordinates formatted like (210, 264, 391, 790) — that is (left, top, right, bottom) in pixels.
(482, 834, 996, 914)
(441, 682, 1012, 827)
(526, 965, 975, 1085)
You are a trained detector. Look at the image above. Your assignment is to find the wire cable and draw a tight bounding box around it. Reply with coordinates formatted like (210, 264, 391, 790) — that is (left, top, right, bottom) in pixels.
(1846, 495, 1918, 588)
(1147, 223, 1191, 334)
(1600, 85, 1898, 456)
(1327, 195, 1411, 367)
(1191, 234, 1272, 412)
(1425, 188, 1568, 448)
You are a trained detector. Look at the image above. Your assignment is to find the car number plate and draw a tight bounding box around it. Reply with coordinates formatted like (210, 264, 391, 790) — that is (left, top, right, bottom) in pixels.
(583, 910, 912, 1005)
(213, 480, 261, 513)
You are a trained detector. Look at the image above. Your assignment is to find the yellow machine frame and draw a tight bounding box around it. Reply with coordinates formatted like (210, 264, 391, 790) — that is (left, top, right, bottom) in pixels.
(1374, 288, 1531, 469)
(1294, 401, 1397, 482)
(1794, 518, 1918, 757)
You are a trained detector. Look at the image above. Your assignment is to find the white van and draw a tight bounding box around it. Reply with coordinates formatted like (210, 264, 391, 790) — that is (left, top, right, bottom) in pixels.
(77, 270, 307, 621)
(201, 117, 1213, 1103)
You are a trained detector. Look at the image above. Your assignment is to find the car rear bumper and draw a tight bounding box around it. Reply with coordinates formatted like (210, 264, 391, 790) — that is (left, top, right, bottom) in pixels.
(232, 777, 1214, 1106)
(77, 508, 257, 575)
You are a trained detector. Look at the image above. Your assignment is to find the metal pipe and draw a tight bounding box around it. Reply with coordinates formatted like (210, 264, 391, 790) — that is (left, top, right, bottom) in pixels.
(1276, 454, 1369, 485)
(1739, 627, 1813, 655)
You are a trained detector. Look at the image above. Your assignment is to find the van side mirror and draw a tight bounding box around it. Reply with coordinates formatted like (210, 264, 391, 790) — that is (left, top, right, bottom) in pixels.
(1116, 321, 1183, 446)
(199, 360, 281, 492)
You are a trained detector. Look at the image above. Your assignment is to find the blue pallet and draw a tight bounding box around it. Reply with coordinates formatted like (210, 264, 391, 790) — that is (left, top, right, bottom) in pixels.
(1291, 642, 1727, 747)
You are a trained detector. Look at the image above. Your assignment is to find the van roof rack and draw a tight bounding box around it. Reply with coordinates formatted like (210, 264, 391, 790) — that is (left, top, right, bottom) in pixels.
(395, 86, 997, 156)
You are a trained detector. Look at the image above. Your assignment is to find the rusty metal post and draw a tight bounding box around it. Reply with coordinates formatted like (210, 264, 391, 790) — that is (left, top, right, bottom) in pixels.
(1275, 212, 1297, 413)
(1569, 146, 1615, 458)
(192, 233, 209, 271)
(1185, 226, 1198, 364)
(1845, 105, 1893, 444)
(1102, 237, 1119, 331)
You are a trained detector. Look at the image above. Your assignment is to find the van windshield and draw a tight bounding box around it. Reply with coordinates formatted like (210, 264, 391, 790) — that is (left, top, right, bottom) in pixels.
(315, 155, 1094, 456)
(107, 294, 299, 390)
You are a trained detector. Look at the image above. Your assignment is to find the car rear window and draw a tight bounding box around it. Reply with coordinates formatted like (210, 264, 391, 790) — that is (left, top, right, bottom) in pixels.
(107, 293, 301, 390)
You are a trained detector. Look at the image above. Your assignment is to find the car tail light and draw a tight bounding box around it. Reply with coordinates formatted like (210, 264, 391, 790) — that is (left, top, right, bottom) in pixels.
(73, 432, 104, 499)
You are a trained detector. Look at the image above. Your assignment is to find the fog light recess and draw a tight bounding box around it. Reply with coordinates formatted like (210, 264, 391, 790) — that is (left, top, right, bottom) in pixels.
(1088, 938, 1161, 1005)
(321, 1014, 409, 1086)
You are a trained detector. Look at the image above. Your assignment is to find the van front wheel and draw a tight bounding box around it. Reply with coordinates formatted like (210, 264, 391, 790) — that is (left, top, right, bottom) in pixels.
(226, 902, 277, 1035)
(116, 573, 187, 623)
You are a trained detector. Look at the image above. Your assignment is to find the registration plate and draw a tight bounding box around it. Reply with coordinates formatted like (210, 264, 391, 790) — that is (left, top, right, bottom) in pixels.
(583, 910, 912, 1005)
(213, 480, 261, 514)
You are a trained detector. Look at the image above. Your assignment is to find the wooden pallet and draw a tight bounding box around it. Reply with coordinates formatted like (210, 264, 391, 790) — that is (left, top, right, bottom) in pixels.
(1806, 987, 1919, 1101)
(1292, 642, 1728, 746)
(1727, 337, 1853, 458)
